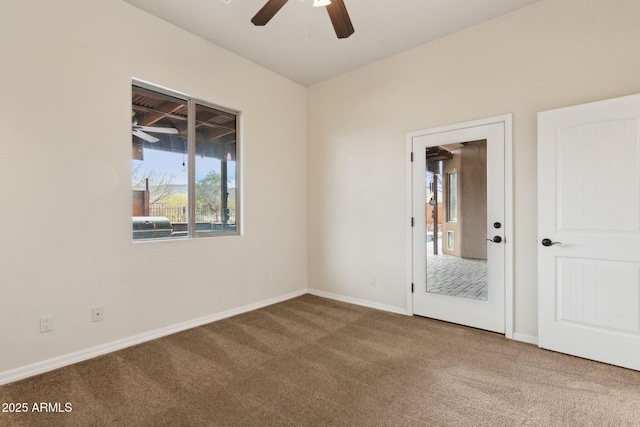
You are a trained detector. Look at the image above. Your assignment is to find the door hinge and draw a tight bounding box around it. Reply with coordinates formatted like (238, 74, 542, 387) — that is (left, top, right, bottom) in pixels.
(411, 217, 414, 227)
(411, 283, 414, 293)
(410, 152, 414, 162)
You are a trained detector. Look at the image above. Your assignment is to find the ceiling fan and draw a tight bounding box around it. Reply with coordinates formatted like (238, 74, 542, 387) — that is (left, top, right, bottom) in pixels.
(132, 115, 179, 143)
(252, 0, 354, 39)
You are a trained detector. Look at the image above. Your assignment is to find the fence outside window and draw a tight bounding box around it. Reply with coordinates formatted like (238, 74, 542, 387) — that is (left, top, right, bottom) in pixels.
(149, 204, 235, 225)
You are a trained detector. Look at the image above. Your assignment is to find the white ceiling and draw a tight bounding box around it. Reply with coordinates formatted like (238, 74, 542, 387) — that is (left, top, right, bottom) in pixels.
(122, 0, 542, 86)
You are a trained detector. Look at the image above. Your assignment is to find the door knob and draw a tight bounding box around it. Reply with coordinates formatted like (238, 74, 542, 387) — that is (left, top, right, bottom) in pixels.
(493, 222, 502, 229)
(541, 238, 561, 246)
(487, 236, 502, 243)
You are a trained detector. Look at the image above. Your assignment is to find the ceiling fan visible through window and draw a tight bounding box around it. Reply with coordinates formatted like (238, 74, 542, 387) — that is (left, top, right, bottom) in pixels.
(251, 0, 354, 39)
(132, 112, 179, 143)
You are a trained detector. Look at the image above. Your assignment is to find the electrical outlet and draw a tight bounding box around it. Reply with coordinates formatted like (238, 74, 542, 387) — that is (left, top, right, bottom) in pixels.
(92, 306, 104, 322)
(369, 274, 376, 286)
(267, 272, 273, 283)
(40, 315, 54, 332)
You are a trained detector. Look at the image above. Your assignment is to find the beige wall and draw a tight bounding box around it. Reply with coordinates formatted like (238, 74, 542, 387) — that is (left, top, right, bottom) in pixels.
(0, 0, 307, 374)
(307, 0, 640, 337)
(460, 141, 488, 260)
(441, 141, 488, 259)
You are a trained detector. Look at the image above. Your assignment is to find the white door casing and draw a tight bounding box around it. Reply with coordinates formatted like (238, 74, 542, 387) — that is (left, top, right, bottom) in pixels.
(408, 115, 513, 335)
(538, 93, 640, 371)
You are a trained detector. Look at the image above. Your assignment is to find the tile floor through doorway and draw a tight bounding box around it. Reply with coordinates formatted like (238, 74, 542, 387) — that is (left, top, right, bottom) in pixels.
(425, 240, 488, 301)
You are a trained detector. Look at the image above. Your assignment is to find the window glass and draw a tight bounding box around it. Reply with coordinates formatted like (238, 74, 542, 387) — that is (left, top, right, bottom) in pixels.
(447, 171, 457, 222)
(132, 83, 238, 240)
(195, 103, 237, 235)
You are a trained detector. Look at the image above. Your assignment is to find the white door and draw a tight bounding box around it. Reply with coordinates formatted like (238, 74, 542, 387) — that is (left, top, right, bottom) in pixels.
(538, 93, 640, 371)
(412, 120, 507, 334)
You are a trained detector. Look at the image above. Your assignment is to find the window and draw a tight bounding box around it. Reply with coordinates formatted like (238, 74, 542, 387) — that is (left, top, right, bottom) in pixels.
(447, 171, 457, 222)
(132, 82, 239, 240)
(447, 230, 455, 251)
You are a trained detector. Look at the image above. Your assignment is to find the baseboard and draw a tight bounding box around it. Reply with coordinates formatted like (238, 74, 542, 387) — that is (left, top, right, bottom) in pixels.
(0, 289, 307, 386)
(512, 332, 539, 346)
(307, 288, 408, 316)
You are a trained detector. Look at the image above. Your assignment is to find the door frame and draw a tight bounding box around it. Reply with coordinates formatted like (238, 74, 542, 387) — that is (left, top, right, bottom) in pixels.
(405, 114, 514, 338)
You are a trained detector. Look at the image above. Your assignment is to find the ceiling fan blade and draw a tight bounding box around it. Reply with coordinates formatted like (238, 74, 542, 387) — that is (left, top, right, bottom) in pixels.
(326, 0, 354, 39)
(136, 126, 179, 134)
(251, 0, 289, 26)
(132, 129, 159, 143)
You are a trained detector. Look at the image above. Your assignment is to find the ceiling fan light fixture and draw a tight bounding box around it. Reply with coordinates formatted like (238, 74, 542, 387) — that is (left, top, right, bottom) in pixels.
(252, 0, 353, 39)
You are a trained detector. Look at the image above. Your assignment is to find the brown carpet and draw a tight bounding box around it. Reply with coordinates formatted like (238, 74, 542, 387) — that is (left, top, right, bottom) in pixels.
(1, 294, 639, 426)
